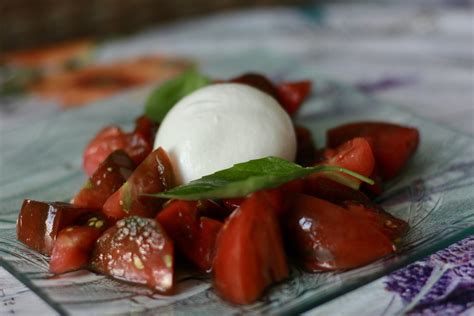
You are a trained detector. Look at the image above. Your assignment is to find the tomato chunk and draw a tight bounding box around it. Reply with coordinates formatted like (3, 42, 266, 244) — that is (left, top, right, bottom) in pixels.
(49, 219, 105, 274)
(305, 176, 373, 206)
(102, 147, 175, 220)
(90, 216, 174, 293)
(286, 194, 395, 271)
(327, 122, 419, 179)
(276, 80, 312, 116)
(73, 150, 135, 209)
(17, 200, 95, 255)
(213, 192, 289, 304)
(156, 200, 223, 271)
(83, 118, 156, 176)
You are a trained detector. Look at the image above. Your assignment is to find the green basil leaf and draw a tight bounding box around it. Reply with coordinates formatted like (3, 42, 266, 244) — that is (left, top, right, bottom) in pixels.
(145, 69, 211, 123)
(149, 156, 374, 200)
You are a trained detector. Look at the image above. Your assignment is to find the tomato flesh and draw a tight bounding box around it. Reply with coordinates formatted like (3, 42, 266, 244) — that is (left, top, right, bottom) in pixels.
(102, 147, 175, 220)
(156, 200, 223, 271)
(327, 122, 419, 179)
(213, 192, 289, 304)
(49, 222, 104, 274)
(17, 200, 95, 255)
(73, 150, 135, 209)
(286, 194, 395, 271)
(91, 216, 174, 293)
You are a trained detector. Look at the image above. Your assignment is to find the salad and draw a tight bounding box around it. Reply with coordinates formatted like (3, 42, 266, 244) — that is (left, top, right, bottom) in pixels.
(16, 71, 419, 305)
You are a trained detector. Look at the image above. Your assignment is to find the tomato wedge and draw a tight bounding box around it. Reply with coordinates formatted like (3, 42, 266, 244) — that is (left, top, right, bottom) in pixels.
(295, 125, 316, 167)
(102, 147, 175, 220)
(72, 150, 135, 209)
(276, 80, 312, 116)
(327, 122, 419, 179)
(229, 73, 279, 100)
(49, 218, 105, 274)
(213, 192, 289, 304)
(156, 200, 223, 271)
(17, 200, 95, 255)
(91, 216, 174, 293)
(286, 194, 395, 271)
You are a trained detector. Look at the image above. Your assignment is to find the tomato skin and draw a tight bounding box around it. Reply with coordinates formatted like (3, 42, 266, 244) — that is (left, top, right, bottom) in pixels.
(213, 192, 289, 304)
(102, 147, 175, 220)
(327, 122, 419, 179)
(156, 200, 223, 271)
(276, 80, 312, 116)
(17, 200, 95, 255)
(343, 201, 408, 242)
(286, 194, 395, 271)
(73, 150, 135, 209)
(49, 225, 103, 274)
(90, 216, 174, 293)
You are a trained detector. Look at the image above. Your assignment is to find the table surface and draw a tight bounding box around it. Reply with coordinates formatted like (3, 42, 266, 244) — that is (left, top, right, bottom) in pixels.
(1, 1, 473, 315)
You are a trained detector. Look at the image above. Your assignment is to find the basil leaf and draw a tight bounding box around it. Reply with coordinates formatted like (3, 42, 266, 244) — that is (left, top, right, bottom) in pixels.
(145, 69, 211, 122)
(149, 156, 374, 200)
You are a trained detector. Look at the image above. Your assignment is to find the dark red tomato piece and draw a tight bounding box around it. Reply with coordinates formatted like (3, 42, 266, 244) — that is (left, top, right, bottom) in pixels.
(133, 115, 158, 145)
(90, 216, 174, 293)
(229, 73, 279, 100)
(327, 122, 420, 179)
(213, 192, 289, 304)
(294, 125, 316, 167)
(361, 169, 384, 197)
(305, 176, 373, 206)
(17, 200, 95, 255)
(196, 200, 232, 222)
(343, 201, 408, 242)
(102, 147, 175, 220)
(222, 198, 245, 212)
(286, 194, 395, 271)
(276, 80, 312, 116)
(49, 223, 104, 274)
(72, 150, 135, 209)
(156, 200, 223, 271)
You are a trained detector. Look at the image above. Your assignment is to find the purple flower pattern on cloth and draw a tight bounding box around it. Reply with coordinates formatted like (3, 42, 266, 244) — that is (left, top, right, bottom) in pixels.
(385, 236, 474, 315)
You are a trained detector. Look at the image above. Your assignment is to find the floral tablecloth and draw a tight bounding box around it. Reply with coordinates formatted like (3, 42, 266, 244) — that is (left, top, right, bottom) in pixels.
(1, 1, 473, 315)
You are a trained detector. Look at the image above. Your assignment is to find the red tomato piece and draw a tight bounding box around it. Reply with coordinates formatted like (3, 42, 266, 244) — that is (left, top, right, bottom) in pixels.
(90, 216, 174, 293)
(156, 200, 223, 271)
(82, 117, 156, 177)
(102, 147, 175, 220)
(323, 137, 375, 178)
(286, 194, 395, 271)
(229, 73, 280, 100)
(327, 122, 419, 179)
(72, 150, 135, 209)
(49, 222, 104, 274)
(213, 192, 289, 304)
(343, 201, 408, 242)
(294, 125, 316, 167)
(17, 200, 95, 255)
(276, 80, 312, 116)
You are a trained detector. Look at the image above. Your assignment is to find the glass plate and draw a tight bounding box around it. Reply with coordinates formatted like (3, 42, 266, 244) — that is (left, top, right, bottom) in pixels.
(1, 58, 473, 315)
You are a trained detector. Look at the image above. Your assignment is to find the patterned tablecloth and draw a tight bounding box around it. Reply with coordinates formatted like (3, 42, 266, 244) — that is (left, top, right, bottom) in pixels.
(1, 1, 473, 315)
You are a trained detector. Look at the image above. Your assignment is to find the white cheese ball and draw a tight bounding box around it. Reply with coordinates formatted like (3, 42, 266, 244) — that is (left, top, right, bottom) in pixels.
(154, 83, 297, 184)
